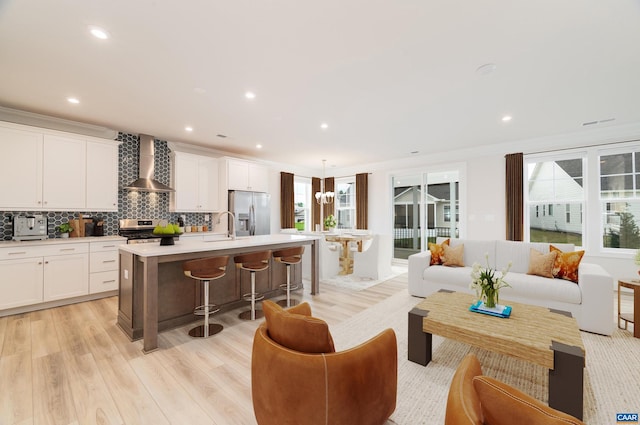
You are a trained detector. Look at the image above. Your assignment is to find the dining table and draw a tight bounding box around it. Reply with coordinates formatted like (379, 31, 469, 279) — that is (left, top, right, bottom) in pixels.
(324, 233, 373, 275)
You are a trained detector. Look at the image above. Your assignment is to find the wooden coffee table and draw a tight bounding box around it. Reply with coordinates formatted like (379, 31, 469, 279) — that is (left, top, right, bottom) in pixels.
(408, 290, 585, 420)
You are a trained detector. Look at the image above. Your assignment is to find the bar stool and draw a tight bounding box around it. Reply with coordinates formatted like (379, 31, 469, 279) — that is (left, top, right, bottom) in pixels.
(235, 250, 271, 320)
(272, 246, 304, 308)
(182, 255, 229, 338)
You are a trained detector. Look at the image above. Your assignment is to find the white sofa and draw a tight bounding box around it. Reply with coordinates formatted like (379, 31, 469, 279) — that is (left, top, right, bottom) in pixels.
(408, 238, 614, 336)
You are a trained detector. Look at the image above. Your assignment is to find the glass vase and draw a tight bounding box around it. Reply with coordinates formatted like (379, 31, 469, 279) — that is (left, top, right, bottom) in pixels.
(483, 288, 498, 308)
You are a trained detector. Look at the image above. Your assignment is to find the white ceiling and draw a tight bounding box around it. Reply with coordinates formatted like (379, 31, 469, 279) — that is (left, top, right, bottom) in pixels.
(1, 0, 639, 169)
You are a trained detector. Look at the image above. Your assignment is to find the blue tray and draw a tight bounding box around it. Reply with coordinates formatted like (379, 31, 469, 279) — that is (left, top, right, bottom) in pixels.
(469, 301, 512, 318)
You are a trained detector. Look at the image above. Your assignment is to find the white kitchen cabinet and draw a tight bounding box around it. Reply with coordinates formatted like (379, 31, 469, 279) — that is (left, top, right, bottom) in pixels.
(0, 238, 124, 316)
(0, 121, 119, 211)
(0, 257, 44, 310)
(171, 152, 219, 212)
(226, 158, 269, 192)
(43, 252, 89, 301)
(0, 241, 89, 310)
(86, 141, 119, 211)
(42, 135, 87, 209)
(89, 240, 121, 293)
(0, 126, 43, 209)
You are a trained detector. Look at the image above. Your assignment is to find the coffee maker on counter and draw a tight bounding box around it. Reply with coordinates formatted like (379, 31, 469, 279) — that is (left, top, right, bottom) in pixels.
(12, 214, 48, 241)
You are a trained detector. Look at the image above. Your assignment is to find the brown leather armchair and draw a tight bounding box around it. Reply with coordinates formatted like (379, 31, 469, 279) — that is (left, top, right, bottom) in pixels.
(251, 300, 397, 425)
(445, 354, 585, 425)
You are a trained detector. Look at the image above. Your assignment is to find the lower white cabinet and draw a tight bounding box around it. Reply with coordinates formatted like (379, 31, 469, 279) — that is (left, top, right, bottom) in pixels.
(0, 237, 125, 314)
(89, 241, 120, 293)
(43, 253, 89, 301)
(0, 257, 44, 310)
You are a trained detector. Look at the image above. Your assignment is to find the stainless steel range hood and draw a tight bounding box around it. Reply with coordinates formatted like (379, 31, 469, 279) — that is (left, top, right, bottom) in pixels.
(124, 134, 175, 192)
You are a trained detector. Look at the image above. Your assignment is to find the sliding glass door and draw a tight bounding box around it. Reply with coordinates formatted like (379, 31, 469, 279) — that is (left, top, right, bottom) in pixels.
(392, 169, 461, 260)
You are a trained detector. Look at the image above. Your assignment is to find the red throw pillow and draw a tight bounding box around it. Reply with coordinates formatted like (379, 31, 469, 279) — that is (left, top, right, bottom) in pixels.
(428, 239, 450, 265)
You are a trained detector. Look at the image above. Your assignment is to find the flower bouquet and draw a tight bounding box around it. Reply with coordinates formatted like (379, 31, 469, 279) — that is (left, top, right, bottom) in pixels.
(324, 214, 337, 230)
(470, 253, 511, 308)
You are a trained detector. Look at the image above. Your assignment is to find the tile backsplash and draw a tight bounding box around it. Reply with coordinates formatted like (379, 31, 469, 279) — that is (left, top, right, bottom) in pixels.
(2, 132, 212, 240)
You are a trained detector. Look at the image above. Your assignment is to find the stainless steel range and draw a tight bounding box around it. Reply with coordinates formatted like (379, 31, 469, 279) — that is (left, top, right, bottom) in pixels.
(118, 219, 163, 244)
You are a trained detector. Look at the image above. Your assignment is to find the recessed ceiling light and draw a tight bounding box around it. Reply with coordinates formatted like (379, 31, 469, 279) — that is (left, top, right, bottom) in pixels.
(476, 63, 497, 76)
(89, 26, 110, 40)
(502, 115, 512, 122)
(320, 122, 329, 130)
(67, 97, 80, 104)
(185, 126, 193, 132)
(256, 144, 262, 149)
(245, 91, 256, 100)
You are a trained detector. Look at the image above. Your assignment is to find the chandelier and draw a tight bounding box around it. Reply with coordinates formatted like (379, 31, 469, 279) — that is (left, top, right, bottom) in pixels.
(315, 159, 334, 204)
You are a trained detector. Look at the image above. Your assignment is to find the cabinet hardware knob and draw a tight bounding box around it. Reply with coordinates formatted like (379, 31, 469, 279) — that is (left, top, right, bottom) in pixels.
(8, 251, 27, 255)
(103, 280, 116, 284)
(103, 260, 116, 263)
(61, 248, 75, 251)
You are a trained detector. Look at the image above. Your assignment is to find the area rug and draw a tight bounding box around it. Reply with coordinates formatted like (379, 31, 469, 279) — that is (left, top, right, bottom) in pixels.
(319, 266, 406, 291)
(330, 289, 640, 424)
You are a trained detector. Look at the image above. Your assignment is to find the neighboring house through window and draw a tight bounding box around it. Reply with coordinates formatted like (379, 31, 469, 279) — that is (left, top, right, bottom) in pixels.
(335, 177, 356, 229)
(525, 141, 640, 253)
(599, 149, 640, 249)
(525, 154, 585, 246)
(294, 177, 311, 231)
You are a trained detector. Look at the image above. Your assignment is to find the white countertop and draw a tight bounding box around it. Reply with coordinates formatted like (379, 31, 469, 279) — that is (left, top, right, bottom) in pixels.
(118, 234, 320, 257)
(0, 235, 126, 248)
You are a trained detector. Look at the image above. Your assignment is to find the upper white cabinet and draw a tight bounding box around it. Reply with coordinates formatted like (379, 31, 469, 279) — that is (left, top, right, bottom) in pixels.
(42, 135, 86, 209)
(0, 121, 119, 211)
(225, 158, 269, 192)
(0, 126, 43, 209)
(171, 152, 219, 212)
(86, 141, 119, 211)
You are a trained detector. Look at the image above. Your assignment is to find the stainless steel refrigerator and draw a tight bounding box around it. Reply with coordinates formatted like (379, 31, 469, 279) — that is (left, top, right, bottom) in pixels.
(228, 190, 271, 236)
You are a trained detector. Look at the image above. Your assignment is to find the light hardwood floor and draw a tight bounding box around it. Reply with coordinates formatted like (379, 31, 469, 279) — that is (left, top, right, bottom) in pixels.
(0, 274, 408, 425)
(1, 274, 634, 425)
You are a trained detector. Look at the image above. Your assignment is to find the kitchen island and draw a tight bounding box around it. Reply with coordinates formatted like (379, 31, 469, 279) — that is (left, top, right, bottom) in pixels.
(118, 234, 319, 353)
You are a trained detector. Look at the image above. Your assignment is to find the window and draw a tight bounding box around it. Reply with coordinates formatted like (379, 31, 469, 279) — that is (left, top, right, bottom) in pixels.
(335, 177, 355, 229)
(600, 150, 640, 249)
(443, 205, 459, 222)
(391, 167, 464, 261)
(526, 141, 640, 253)
(294, 177, 311, 231)
(526, 156, 584, 246)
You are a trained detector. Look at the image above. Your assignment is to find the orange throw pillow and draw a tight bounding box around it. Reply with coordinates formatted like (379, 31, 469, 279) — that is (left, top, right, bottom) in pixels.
(550, 245, 585, 283)
(263, 300, 335, 353)
(428, 239, 450, 265)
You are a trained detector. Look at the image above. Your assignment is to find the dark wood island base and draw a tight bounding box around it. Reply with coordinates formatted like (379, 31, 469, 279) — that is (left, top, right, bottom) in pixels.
(117, 235, 319, 352)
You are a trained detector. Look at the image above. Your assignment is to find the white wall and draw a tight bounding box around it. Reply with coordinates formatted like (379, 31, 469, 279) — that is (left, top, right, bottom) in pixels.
(465, 155, 505, 240)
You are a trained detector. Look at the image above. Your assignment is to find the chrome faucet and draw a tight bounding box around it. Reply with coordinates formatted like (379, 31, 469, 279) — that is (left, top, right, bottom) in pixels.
(217, 211, 236, 240)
